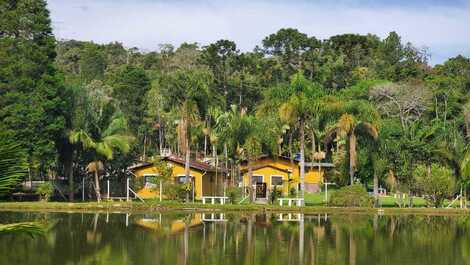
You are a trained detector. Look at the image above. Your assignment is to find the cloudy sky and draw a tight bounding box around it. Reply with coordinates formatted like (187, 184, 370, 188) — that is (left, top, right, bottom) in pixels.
(47, 0, 470, 64)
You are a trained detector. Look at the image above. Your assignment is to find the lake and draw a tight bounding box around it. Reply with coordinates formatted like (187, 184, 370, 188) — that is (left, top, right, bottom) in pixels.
(0, 210, 469, 265)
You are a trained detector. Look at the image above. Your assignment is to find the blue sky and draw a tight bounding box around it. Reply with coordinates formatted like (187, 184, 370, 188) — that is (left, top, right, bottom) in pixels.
(47, 0, 470, 65)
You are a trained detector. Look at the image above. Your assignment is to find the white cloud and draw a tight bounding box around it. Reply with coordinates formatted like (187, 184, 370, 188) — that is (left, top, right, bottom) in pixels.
(47, 0, 470, 64)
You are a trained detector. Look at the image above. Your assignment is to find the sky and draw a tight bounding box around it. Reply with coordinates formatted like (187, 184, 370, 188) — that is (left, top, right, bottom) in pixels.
(47, 0, 470, 65)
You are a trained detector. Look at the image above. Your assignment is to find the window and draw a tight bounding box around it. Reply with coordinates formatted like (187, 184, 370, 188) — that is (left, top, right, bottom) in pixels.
(143, 174, 157, 188)
(252, 175, 263, 184)
(176, 175, 193, 184)
(271, 176, 283, 186)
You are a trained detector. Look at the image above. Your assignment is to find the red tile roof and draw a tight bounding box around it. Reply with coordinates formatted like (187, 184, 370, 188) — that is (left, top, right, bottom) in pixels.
(128, 155, 225, 173)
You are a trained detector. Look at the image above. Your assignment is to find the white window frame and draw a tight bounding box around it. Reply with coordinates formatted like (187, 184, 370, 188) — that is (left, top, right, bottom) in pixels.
(251, 175, 264, 185)
(176, 174, 194, 184)
(270, 175, 284, 188)
(143, 174, 159, 188)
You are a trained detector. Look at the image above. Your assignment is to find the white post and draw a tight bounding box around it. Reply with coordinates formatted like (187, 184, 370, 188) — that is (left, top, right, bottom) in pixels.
(107, 179, 110, 199)
(159, 180, 162, 202)
(288, 199, 292, 207)
(325, 182, 328, 204)
(126, 177, 130, 202)
(212, 198, 215, 205)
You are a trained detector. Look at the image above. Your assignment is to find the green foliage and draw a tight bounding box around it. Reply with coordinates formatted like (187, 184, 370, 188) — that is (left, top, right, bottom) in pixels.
(269, 186, 282, 204)
(414, 164, 455, 208)
(163, 183, 186, 201)
(36, 182, 54, 201)
(0, 138, 28, 196)
(0, 0, 66, 172)
(0, 222, 46, 237)
(289, 187, 297, 198)
(226, 187, 243, 204)
(330, 184, 373, 207)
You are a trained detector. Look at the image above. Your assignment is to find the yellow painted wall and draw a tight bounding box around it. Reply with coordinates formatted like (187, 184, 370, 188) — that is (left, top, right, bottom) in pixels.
(242, 166, 290, 195)
(241, 157, 325, 194)
(132, 161, 207, 200)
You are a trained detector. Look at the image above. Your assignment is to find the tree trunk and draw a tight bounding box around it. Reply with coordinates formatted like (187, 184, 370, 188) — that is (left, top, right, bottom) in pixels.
(311, 130, 316, 160)
(94, 169, 101, 203)
(289, 131, 293, 164)
(348, 132, 357, 185)
(248, 160, 254, 202)
(185, 141, 191, 202)
(64, 147, 74, 201)
(373, 171, 379, 207)
(299, 120, 305, 203)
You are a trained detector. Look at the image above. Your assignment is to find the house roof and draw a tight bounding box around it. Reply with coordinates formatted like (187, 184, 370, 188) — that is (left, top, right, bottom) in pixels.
(240, 163, 293, 173)
(241, 154, 334, 168)
(304, 162, 335, 168)
(128, 156, 224, 173)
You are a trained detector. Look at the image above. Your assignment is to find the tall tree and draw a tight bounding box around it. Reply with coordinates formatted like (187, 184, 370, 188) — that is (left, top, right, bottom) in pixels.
(0, 0, 65, 179)
(279, 73, 321, 202)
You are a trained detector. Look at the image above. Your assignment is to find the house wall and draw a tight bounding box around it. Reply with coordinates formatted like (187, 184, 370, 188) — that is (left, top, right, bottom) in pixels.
(242, 166, 290, 195)
(132, 161, 209, 200)
(241, 157, 325, 194)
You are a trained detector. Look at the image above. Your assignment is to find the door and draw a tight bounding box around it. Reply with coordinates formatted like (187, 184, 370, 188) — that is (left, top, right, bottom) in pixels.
(255, 183, 267, 199)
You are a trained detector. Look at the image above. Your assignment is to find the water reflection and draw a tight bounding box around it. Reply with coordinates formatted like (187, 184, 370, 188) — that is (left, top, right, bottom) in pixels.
(1, 211, 470, 265)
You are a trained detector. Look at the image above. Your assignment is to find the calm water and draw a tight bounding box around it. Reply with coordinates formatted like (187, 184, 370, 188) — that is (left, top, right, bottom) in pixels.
(1, 211, 470, 265)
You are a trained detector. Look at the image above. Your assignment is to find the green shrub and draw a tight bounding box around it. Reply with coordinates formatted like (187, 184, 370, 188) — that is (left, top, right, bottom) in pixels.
(36, 182, 54, 201)
(330, 184, 373, 207)
(226, 186, 243, 204)
(163, 183, 186, 201)
(270, 186, 282, 204)
(289, 187, 297, 197)
(414, 163, 455, 208)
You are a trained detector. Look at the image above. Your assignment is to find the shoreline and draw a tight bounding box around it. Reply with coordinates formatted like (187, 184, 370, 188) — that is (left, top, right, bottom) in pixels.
(0, 201, 469, 216)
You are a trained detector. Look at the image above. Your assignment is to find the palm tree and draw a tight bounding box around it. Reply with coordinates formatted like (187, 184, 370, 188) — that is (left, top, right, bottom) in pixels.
(69, 114, 133, 202)
(177, 100, 200, 202)
(325, 98, 380, 186)
(279, 73, 320, 202)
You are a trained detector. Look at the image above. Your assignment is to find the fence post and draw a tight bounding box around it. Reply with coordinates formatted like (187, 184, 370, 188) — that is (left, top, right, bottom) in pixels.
(107, 179, 110, 199)
(126, 177, 130, 202)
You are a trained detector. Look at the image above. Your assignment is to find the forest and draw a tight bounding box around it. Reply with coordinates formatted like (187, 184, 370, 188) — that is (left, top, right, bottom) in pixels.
(2, 0, 470, 204)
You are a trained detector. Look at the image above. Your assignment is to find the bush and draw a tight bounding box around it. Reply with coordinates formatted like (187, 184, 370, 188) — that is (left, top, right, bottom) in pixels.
(163, 183, 186, 201)
(414, 163, 455, 208)
(330, 184, 373, 207)
(226, 186, 243, 204)
(36, 182, 54, 201)
(269, 186, 282, 204)
(289, 187, 297, 198)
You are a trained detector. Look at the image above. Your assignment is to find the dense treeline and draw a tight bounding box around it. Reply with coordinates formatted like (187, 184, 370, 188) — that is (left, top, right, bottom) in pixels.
(2, 0, 470, 203)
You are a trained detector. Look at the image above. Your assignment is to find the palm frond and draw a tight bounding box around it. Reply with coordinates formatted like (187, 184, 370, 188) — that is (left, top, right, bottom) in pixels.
(356, 122, 379, 140)
(103, 115, 128, 137)
(0, 142, 27, 196)
(102, 135, 133, 154)
(95, 142, 114, 160)
(0, 222, 46, 237)
(68, 130, 96, 149)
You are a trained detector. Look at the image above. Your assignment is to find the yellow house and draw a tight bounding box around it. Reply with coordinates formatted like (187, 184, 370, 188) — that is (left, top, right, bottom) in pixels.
(128, 156, 226, 200)
(240, 155, 333, 199)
